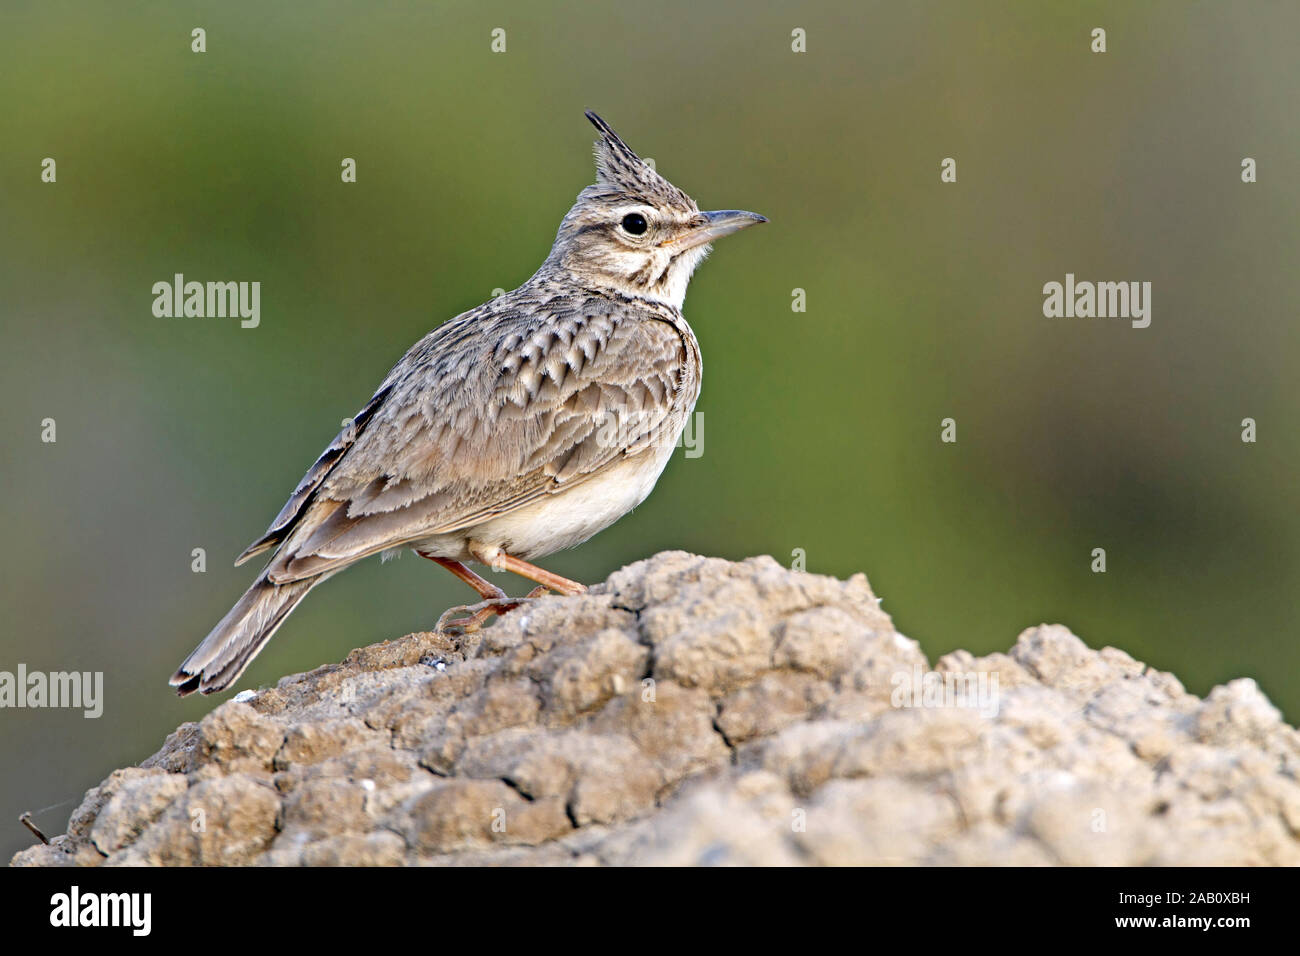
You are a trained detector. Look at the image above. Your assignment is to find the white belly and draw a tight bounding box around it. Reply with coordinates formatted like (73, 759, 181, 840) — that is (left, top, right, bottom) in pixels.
(412, 440, 678, 563)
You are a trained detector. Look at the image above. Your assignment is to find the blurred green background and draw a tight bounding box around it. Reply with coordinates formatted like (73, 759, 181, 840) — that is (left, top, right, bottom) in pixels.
(2, 0, 1298, 862)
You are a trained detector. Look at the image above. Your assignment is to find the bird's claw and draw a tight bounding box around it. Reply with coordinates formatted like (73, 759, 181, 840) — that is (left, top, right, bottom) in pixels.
(436, 587, 549, 635)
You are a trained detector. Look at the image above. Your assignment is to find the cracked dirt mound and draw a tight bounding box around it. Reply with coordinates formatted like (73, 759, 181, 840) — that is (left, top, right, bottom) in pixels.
(11, 551, 1300, 866)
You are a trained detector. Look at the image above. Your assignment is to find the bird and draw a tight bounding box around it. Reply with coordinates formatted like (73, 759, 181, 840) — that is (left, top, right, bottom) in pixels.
(171, 110, 766, 695)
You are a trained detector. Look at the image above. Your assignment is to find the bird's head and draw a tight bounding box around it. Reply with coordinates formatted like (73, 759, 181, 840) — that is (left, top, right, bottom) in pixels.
(544, 111, 766, 309)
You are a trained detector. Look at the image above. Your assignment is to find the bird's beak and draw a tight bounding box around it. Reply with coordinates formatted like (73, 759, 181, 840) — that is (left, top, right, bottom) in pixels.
(666, 210, 768, 252)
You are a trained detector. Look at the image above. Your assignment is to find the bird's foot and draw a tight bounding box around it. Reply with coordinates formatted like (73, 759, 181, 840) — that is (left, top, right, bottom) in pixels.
(436, 586, 549, 635)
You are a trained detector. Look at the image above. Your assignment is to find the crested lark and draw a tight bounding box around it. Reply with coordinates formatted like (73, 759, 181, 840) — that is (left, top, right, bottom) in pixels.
(172, 111, 765, 695)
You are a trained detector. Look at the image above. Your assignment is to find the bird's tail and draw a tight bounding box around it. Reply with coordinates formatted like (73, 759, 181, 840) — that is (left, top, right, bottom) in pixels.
(170, 572, 320, 696)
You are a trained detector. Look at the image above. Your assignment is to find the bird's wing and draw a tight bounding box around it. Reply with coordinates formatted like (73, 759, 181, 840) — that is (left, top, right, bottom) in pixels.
(248, 295, 692, 585)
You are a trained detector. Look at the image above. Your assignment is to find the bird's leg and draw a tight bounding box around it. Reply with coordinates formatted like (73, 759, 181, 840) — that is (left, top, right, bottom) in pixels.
(417, 552, 508, 601)
(469, 545, 589, 596)
(418, 551, 544, 634)
(499, 555, 588, 595)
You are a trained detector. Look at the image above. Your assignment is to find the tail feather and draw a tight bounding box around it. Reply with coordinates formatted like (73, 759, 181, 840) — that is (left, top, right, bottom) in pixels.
(171, 573, 319, 696)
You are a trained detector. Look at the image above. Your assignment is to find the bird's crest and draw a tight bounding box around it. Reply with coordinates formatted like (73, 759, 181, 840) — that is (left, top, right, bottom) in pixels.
(585, 110, 697, 211)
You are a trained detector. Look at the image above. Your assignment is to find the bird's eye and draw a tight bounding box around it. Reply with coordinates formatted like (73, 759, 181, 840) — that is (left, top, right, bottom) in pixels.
(621, 213, 648, 235)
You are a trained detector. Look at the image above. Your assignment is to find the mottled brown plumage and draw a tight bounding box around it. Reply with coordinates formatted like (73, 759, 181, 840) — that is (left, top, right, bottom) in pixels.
(172, 111, 765, 695)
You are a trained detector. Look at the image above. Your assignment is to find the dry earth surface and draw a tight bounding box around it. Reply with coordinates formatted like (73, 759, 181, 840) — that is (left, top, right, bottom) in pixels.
(11, 551, 1300, 866)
